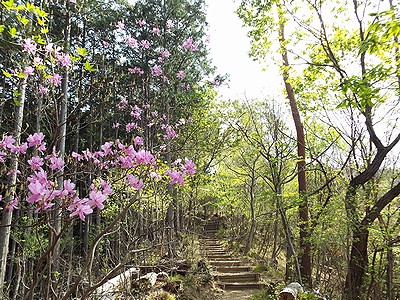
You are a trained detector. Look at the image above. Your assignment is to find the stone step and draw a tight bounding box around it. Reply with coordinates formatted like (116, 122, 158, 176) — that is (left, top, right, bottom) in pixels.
(201, 239, 220, 243)
(203, 244, 222, 249)
(217, 282, 265, 290)
(215, 266, 252, 273)
(209, 260, 242, 266)
(214, 273, 260, 283)
(206, 253, 231, 257)
(202, 241, 223, 245)
(205, 251, 228, 255)
(207, 257, 234, 261)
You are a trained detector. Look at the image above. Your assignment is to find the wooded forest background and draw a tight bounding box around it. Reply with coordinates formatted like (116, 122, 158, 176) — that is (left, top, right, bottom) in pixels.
(0, 0, 399, 299)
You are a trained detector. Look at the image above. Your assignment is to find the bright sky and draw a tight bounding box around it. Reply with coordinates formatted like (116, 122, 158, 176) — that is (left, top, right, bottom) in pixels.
(205, 0, 278, 100)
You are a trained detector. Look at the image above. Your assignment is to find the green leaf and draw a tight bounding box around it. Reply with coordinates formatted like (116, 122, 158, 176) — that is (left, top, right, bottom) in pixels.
(9, 27, 17, 37)
(84, 61, 96, 72)
(35, 35, 45, 44)
(37, 17, 46, 26)
(35, 7, 48, 18)
(17, 15, 29, 26)
(2, 0, 15, 9)
(0, 25, 4, 33)
(2, 69, 12, 77)
(41, 27, 49, 34)
(13, 98, 21, 106)
(25, 2, 35, 12)
(77, 47, 88, 57)
(16, 72, 27, 79)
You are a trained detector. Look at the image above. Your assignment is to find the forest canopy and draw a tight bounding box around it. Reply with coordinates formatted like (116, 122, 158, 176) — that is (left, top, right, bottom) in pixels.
(0, 0, 399, 299)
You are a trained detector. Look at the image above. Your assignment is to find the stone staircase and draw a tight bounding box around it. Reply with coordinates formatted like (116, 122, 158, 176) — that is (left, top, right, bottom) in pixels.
(200, 220, 264, 291)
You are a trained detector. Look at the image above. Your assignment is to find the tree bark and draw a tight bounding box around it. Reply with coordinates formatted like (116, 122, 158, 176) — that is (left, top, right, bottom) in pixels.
(278, 18, 311, 286)
(53, 0, 70, 274)
(245, 175, 256, 254)
(0, 76, 27, 297)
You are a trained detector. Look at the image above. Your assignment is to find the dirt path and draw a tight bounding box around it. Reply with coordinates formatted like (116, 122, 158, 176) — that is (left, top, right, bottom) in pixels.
(218, 289, 258, 299)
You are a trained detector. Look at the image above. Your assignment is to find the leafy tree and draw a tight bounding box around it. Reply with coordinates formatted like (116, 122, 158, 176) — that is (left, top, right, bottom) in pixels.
(237, 0, 400, 297)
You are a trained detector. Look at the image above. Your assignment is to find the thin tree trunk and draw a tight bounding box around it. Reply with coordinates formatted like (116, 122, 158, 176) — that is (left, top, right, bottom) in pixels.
(278, 14, 311, 286)
(0, 76, 27, 297)
(53, 0, 70, 275)
(245, 176, 256, 254)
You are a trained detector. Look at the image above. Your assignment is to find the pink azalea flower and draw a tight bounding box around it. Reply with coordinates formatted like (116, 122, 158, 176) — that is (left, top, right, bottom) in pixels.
(126, 174, 144, 191)
(166, 169, 184, 186)
(177, 70, 185, 79)
(24, 66, 34, 76)
(161, 49, 170, 57)
(27, 180, 46, 203)
(58, 53, 71, 67)
(150, 172, 162, 181)
(7, 169, 21, 176)
(49, 155, 64, 170)
(23, 38, 37, 55)
(88, 190, 106, 210)
(163, 76, 169, 83)
(119, 155, 133, 169)
(137, 19, 146, 26)
(166, 19, 173, 28)
(116, 21, 125, 30)
(141, 40, 150, 49)
(135, 149, 155, 165)
(183, 37, 193, 50)
(27, 132, 45, 148)
(126, 122, 139, 132)
(183, 37, 197, 51)
(101, 141, 114, 155)
(126, 35, 138, 48)
(152, 27, 160, 34)
(9, 143, 28, 154)
(128, 67, 143, 75)
(33, 57, 43, 64)
(162, 124, 178, 140)
(0, 135, 15, 149)
(0, 151, 6, 163)
(5, 197, 19, 212)
(28, 156, 44, 171)
(70, 201, 93, 220)
(72, 151, 83, 161)
(45, 43, 53, 53)
(38, 85, 49, 95)
(134, 136, 144, 146)
(48, 73, 62, 86)
(151, 111, 158, 117)
(100, 180, 112, 196)
(63, 179, 76, 196)
(152, 65, 163, 77)
(183, 159, 196, 175)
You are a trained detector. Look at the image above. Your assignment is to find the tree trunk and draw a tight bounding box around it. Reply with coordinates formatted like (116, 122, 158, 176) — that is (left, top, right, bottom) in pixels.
(386, 247, 394, 300)
(245, 176, 256, 254)
(0, 76, 27, 297)
(53, 0, 70, 274)
(344, 226, 369, 299)
(344, 180, 400, 299)
(278, 18, 311, 286)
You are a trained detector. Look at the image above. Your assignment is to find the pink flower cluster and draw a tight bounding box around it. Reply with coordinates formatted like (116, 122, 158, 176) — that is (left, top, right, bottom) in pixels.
(165, 159, 196, 186)
(1, 131, 196, 221)
(182, 37, 198, 52)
